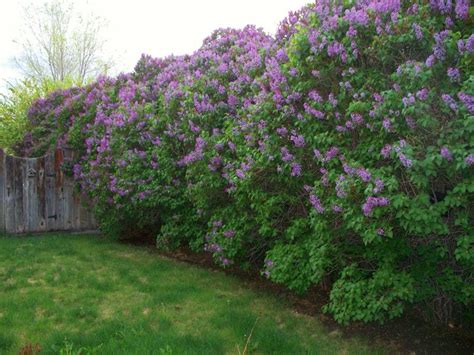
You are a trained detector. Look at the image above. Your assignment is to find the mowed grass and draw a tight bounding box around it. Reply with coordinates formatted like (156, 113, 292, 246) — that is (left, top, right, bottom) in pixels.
(0, 234, 380, 354)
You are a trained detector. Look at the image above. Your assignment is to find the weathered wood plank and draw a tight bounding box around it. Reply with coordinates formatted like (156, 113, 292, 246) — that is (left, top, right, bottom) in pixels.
(37, 155, 47, 231)
(0, 149, 5, 233)
(45, 152, 57, 231)
(5, 155, 15, 233)
(15, 157, 26, 233)
(55, 149, 65, 230)
(1, 149, 97, 233)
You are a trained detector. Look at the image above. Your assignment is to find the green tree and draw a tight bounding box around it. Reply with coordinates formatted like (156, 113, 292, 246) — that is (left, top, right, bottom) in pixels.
(0, 77, 77, 152)
(14, 0, 112, 84)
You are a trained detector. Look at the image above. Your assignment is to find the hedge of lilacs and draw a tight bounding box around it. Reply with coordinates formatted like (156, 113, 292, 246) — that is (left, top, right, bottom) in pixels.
(20, 0, 473, 325)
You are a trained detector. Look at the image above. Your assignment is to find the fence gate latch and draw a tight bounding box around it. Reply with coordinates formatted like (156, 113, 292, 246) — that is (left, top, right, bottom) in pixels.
(27, 168, 37, 178)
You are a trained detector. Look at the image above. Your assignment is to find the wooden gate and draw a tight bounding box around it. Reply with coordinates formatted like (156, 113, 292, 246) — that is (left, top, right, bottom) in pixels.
(0, 148, 96, 234)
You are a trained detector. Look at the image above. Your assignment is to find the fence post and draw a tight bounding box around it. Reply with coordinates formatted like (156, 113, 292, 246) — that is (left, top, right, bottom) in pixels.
(0, 149, 5, 233)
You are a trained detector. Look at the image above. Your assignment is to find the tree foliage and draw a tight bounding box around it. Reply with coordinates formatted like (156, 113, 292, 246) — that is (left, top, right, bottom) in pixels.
(0, 77, 77, 152)
(15, 0, 112, 84)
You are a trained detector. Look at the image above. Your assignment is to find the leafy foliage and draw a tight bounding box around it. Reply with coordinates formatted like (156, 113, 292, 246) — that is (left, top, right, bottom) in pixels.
(0, 77, 78, 152)
(20, 1, 474, 326)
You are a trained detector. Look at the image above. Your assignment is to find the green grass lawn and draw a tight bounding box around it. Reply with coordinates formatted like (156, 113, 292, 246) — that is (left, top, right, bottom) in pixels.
(0, 234, 381, 354)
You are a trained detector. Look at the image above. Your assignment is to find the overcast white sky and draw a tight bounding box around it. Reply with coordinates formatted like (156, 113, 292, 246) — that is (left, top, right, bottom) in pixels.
(0, 0, 310, 92)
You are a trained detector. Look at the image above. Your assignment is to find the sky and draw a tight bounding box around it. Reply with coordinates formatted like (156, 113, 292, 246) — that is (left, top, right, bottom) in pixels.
(0, 0, 310, 93)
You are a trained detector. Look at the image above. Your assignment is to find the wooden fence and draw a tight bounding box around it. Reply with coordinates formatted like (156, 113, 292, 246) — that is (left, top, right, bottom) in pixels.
(0, 148, 96, 234)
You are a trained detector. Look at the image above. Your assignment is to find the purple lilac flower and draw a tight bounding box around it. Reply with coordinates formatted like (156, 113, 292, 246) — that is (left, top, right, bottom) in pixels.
(220, 257, 232, 266)
(275, 48, 288, 63)
(152, 136, 161, 145)
(377, 228, 385, 236)
(308, 90, 323, 103)
(332, 205, 343, 213)
(304, 103, 325, 119)
(291, 162, 302, 176)
(399, 153, 413, 168)
(188, 120, 200, 133)
(236, 169, 245, 179)
(281, 147, 294, 162)
(362, 196, 390, 216)
(324, 146, 339, 161)
(447, 68, 460, 82)
(314, 149, 323, 161)
(208, 243, 222, 253)
(276, 127, 288, 136)
(405, 116, 416, 129)
(430, 0, 453, 14)
(328, 93, 338, 107)
(465, 154, 474, 165)
(343, 7, 369, 26)
(425, 55, 436, 67)
(228, 94, 238, 107)
(466, 35, 474, 53)
(357, 168, 372, 182)
(309, 194, 324, 214)
(320, 168, 329, 186)
(373, 178, 385, 194)
(343, 163, 356, 176)
(223, 230, 236, 238)
(391, 11, 398, 23)
(440, 146, 453, 161)
(445, 17, 454, 28)
(73, 164, 82, 179)
(416, 88, 429, 101)
(457, 92, 474, 114)
(458, 39, 466, 53)
(327, 41, 345, 57)
(351, 113, 364, 126)
(290, 134, 305, 147)
(442, 94, 458, 111)
(382, 118, 392, 131)
(434, 30, 449, 60)
(373, 92, 383, 102)
(455, 0, 469, 19)
(412, 23, 423, 40)
(403, 94, 416, 107)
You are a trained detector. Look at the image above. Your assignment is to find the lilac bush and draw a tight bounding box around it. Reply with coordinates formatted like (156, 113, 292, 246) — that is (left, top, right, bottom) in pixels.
(21, 0, 473, 326)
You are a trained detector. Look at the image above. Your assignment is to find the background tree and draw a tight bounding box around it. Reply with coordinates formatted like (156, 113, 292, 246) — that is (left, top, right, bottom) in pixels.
(0, 77, 77, 152)
(0, 0, 113, 152)
(14, 0, 112, 84)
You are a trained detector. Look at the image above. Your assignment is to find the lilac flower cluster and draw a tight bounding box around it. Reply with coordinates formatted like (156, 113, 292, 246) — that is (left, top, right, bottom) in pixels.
(362, 196, 390, 216)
